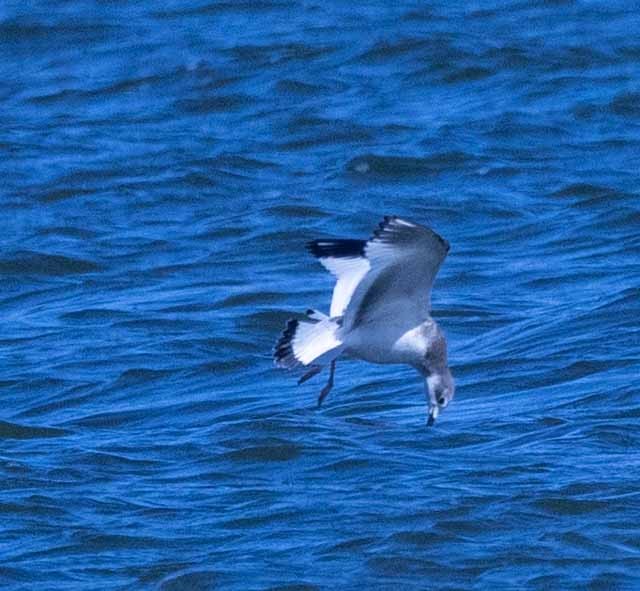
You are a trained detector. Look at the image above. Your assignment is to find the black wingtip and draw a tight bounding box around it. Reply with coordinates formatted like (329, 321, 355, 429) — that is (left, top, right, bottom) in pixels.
(375, 215, 450, 253)
(307, 238, 365, 259)
(433, 231, 450, 252)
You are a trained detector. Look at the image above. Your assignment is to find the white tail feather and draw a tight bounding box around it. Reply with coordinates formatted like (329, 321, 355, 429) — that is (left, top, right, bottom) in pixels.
(293, 319, 342, 365)
(274, 316, 343, 369)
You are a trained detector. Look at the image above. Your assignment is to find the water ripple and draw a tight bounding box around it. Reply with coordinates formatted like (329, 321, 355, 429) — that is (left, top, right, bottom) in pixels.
(2, 1, 640, 589)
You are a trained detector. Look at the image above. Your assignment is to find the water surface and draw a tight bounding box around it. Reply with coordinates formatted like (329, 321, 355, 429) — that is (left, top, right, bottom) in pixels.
(2, 1, 640, 589)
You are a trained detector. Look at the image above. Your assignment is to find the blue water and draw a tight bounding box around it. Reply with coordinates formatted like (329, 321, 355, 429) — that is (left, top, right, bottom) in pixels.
(3, 1, 640, 589)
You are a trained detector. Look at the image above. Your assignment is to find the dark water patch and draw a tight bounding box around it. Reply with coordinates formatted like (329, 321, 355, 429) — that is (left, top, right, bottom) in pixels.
(129, 561, 194, 586)
(37, 188, 95, 203)
(35, 226, 99, 240)
(533, 497, 611, 516)
(276, 79, 325, 96)
(0, 566, 33, 584)
(0, 251, 101, 276)
(93, 72, 181, 97)
(586, 425, 639, 450)
(0, 497, 68, 518)
(223, 440, 301, 463)
(554, 184, 637, 210)
(73, 532, 163, 552)
(0, 421, 68, 440)
(159, 302, 217, 313)
(72, 451, 162, 470)
(266, 585, 320, 591)
(198, 358, 252, 375)
(435, 431, 495, 449)
(141, 262, 210, 278)
(359, 37, 454, 63)
(266, 204, 328, 219)
(281, 118, 375, 149)
(320, 458, 371, 472)
(61, 308, 132, 323)
(346, 152, 471, 178)
(402, 8, 441, 22)
(159, 570, 220, 591)
(367, 555, 442, 577)
(536, 416, 567, 428)
(610, 91, 640, 118)
(222, 509, 301, 530)
(324, 537, 376, 554)
(28, 69, 194, 106)
(593, 287, 640, 313)
(593, 208, 640, 231)
(14, 384, 97, 419)
(444, 66, 493, 83)
(175, 94, 252, 114)
(69, 410, 156, 429)
(115, 368, 174, 384)
(216, 291, 284, 309)
(436, 518, 503, 537)
(156, 1, 290, 18)
(229, 42, 335, 66)
(573, 101, 612, 120)
(209, 153, 279, 171)
(557, 531, 612, 556)
(523, 271, 606, 288)
(196, 224, 251, 240)
(250, 228, 314, 245)
(113, 318, 208, 332)
(388, 530, 454, 547)
(28, 88, 99, 106)
(488, 117, 568, 144)
(241, 310, 301, 333)
(0, 19, 120, 43)
(552, 183, 618, 200)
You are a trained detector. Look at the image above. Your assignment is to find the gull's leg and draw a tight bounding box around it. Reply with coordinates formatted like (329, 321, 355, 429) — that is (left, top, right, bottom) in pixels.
(298, 366, 321, 385)
(317, 360, 336, 407)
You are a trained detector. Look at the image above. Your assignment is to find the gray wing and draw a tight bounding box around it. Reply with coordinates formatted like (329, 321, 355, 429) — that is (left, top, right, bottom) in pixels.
(343, 216, 449, 330)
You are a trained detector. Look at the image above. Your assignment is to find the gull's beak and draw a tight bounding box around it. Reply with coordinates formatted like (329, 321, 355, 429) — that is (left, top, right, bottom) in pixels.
(427, 404, 439, 427)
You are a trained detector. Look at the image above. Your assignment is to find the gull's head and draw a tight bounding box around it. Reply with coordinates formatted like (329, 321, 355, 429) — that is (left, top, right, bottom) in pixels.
(419, 325, 454, 425)
(424, 368, 455, 426)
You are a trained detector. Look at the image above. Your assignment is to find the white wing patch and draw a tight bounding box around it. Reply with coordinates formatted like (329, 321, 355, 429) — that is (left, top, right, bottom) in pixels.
(317, 256, 371, 317)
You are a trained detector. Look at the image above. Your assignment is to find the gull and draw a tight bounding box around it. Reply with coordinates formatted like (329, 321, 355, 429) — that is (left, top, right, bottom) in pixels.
(273, 216, 454, 426)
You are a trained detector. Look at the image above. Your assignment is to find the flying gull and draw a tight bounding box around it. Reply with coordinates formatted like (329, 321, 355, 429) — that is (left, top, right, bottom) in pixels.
(273, 216, 454, 425)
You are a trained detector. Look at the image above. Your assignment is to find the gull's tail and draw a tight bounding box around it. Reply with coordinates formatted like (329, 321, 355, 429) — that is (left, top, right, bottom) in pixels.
(273, 310, 343, 370)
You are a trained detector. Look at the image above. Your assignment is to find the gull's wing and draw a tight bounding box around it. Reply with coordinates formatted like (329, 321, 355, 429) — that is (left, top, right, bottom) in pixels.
(307, 239, 371, 317)
(307, 216, 449, 328)
(344, 216, 449, 330)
